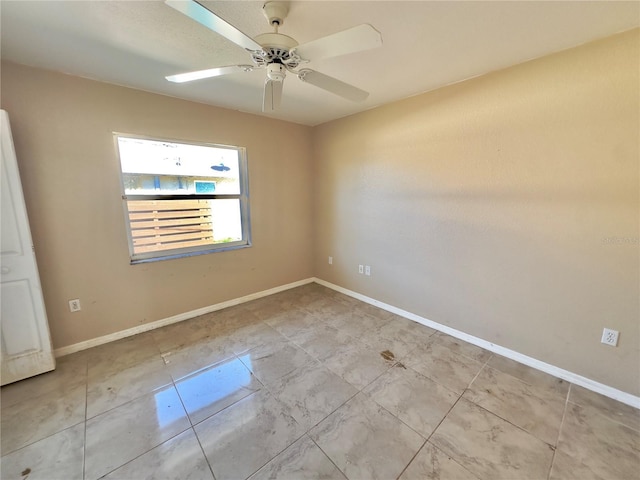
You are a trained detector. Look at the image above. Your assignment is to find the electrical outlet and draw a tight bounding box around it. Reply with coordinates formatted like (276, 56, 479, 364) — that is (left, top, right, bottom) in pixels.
(365, 265, 371, 276)
(601, 328, 619, 347)
(69, 299, 81, 312)
(328, 256, 333, 265)
(358, 264, 364, 274)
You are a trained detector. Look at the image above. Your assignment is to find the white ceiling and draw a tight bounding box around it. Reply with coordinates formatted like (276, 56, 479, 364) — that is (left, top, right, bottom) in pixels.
(1, 1, 638, 126)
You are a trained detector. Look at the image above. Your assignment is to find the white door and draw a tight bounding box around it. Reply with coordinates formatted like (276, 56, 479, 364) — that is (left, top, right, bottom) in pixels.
(1, 109, 55, 385)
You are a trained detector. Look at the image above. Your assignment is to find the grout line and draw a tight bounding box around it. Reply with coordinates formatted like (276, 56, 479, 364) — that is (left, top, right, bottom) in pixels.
(86, 334, 209, 478)
(195, 430, 218, 480)
(464, 397, 555, 447)
(244, 430, 308, 479)
(394, 438, 428, 480)
(395, 393, 469, 479)
(427, 442, 484, 480)
(82, 358, 88, 480)
(96, 426, 194, 479)
(188, 393, 218, 480)
(189, 382, 264, 428)
(464, 353, 493, 392)
(308, 434, 351, 480)
(425, 395, 463, 445)
(547, 383, 573, 480)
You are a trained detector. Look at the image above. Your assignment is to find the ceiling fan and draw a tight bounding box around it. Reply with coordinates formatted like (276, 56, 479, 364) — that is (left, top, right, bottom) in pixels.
(165, 0, 383, 112)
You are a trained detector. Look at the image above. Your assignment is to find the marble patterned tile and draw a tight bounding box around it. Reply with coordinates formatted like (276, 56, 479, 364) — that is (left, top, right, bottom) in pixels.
(7, 285, 635, 480)
(84, 385, 190, 479)
(160, 335, 236, 381)
(195, 389, 305, 480)
(152, 316, 220, 353)
(301, 296, 353, 319)
(405, 342, 484, 394)
(0, 352, 87, 409)
(87, 354, 173, 418)
(1, 381, 86, 455)
(87, 333, 160, 375)
(372, 315, 437, 350)
(274, 284, 328, 307)
(324, 310, 391, 339)
(568, 384, 640, 431)
(102, 429, 214, 480)
(322, 339, 395, 390)
(430, 332, 492, 363)
(207, 305, 262, 332)
(463, 366, 566, 445)
(239, 339, 316, 386)
(288, 323, 356, 362)
(331, 291, 361, 305)
(357, 315, 437, 360)
(309, 393, 424, 480)
(244, 296, 291, 321)
(175, 357, 262, 425)
(249, 435, 347, 480)
(399, 442, 481, 480)
(556, 402, 640, 479)
(223, 321, 286, 355)
(264, 308, 323, 339)
(487, 354, 570, 399)
(357, 327, 420, 361)
(363, 364, 459, 438)
(548, 450, 606, 480)
(0, 423, 84, 480)
(351, 302, 396, 321)
(430, 398, 554, 479)
(267, 361, 357, 430)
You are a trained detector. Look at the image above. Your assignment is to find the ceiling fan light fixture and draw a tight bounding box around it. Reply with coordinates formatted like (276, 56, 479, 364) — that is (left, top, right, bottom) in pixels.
(266, 63, 286, 82)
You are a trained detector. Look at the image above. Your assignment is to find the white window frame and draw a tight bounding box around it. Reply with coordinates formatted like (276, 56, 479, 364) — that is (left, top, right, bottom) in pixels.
(114, 133, 251, 264)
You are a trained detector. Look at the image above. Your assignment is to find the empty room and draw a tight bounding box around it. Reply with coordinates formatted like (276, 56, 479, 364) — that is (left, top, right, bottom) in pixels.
(0, 1, 638, 479)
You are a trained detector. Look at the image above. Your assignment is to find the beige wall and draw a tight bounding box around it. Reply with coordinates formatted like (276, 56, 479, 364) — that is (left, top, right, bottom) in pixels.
(313, 30, 640, 396)
(2, 29, 638, 396)
(1, 62, 314, 349)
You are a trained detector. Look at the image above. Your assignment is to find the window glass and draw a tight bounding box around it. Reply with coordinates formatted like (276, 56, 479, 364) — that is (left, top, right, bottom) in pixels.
(116, 135, 250, 263)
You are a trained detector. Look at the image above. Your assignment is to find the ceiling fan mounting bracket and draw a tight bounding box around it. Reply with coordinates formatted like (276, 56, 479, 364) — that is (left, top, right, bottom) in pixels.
(262, 2, 289, 27)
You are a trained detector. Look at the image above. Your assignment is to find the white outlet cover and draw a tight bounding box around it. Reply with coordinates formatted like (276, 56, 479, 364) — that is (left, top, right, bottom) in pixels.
(328, 256, 333, 265)
(601, 328, 619, 346)
(365, 265, 371, 276)
(69, 299, 81, 312)
(358, 265, 364, 274)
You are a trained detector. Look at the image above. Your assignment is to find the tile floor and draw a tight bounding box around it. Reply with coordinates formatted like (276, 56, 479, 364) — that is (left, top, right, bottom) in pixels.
(1, 283, 639, 479)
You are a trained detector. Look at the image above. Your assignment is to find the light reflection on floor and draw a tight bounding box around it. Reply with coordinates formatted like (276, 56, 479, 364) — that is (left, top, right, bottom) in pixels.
(162, 356, 254, 425)
(152, 387, 189, 429)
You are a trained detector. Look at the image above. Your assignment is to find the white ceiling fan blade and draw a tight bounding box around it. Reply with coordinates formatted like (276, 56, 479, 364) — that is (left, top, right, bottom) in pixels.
(263, 78, 284, 112)
(298, 69, 369, 102)
(293, 24, 382, 61)
(165, 0, 263, 52)
(166, 65, 253, 83)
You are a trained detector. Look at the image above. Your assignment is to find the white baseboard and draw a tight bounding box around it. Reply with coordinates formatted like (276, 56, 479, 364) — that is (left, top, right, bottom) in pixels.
(54, 274, 638, 409)
(313, 277, 640, 409)
(53, 278, 315, 357)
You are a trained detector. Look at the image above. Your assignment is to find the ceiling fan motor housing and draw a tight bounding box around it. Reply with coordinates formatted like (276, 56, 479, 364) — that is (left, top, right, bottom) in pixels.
(252, 32, 300, 68)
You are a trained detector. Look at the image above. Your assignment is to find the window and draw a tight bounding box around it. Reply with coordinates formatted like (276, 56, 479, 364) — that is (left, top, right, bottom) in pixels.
(115, 134, 250, 263)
